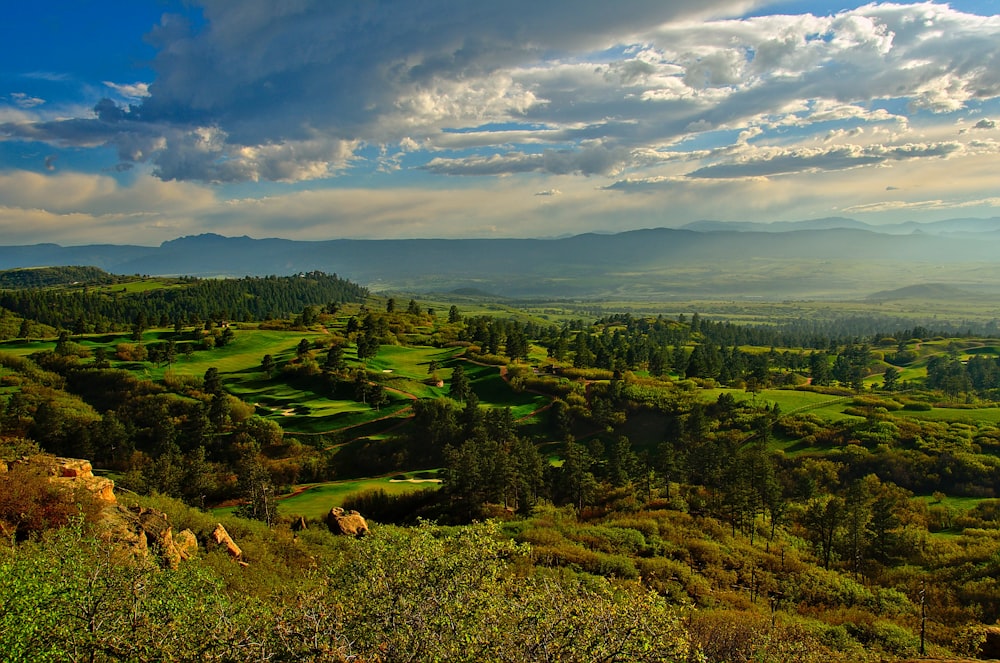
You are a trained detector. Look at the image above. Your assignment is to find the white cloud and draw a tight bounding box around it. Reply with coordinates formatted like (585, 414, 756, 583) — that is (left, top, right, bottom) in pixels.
(0, 0, 998, 223)
(11, 92, 45, 108)
(103, 81, 151, 99)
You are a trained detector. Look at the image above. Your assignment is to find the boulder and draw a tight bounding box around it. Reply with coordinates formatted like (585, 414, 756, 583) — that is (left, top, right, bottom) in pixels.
(174, 529, 198, 562)
(29, 455, 117, 503)
(211, 523, 243, 561)
(325, 507, 369, 537)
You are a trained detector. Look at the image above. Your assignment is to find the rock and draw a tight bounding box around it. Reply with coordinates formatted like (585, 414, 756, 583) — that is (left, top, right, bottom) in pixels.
(174, 529, 198, 562)
(100, 505, 149, 558)
(325, 507, 369, 537)
(25, 455, 117, 504)
(56, 457, 93, 478)
(135, 507, 184, 569)
(211, 523, 243, 560)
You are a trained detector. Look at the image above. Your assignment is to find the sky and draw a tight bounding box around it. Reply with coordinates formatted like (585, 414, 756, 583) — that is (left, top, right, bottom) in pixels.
(1, 1, 999, 246)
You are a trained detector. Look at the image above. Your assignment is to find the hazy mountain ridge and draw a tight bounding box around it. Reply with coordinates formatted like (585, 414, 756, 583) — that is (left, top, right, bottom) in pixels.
(3, 220, 1000, 298)
(682, 216, 1000, 234)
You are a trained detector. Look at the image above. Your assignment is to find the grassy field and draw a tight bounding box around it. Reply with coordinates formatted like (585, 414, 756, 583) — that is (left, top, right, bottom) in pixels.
(274, 472, 441, 520)
(701, 387, 859, 421)
(894, 406, 1000, 424)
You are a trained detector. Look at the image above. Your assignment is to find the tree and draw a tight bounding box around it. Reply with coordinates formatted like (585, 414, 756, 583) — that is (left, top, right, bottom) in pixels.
(448, 305, 461, 324)
(558, 442, 597, 511)
(261, 353, 275, 376)
(296, 338, 312, 358)
(367, 383, 389, 411)
(233, 442, 277, 526)
(325, 343, 344, 372)
(882, 366, 900, 392)
(406, 299, 421, 315)
(217, 325, 235, 348)
(203, 367, 223, 395)
(449, 364, 470, 402)
(803, 495, 844, 569)
(385, 298, 396, 313)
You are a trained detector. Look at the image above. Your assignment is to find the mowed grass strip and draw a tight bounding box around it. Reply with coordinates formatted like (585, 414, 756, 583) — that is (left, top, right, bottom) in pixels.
(365, 345, 463, 380)
(701, 388, 859, 421)
(459, 360, 550, 418)
(276, 475, 441, 520)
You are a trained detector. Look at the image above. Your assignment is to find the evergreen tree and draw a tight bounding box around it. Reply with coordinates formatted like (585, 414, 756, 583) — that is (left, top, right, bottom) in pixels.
(449, 364, 470, 402)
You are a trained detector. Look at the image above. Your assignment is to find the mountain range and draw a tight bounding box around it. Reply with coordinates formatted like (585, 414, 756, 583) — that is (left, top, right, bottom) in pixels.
(3, 217, 1000, 299)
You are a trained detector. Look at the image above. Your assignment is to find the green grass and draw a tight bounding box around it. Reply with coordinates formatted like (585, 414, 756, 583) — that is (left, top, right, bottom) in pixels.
(274, 473, 441, 520)
(0, 339, 54, 356)
(460, 360, 549, 418)
(365, 345, 463, 380)
(90, 278, 184, 294)
(894, 406, 1000, 424)
(701, 388, 859, 421)
(917, 494, 984, 513)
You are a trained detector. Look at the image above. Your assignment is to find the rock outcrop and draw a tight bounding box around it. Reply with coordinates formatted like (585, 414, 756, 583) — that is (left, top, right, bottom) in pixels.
(100, 505, 198, 569)
(211, 523, 244, 562)
(10, 455, 116, 503)
(325, 507, 369, 537)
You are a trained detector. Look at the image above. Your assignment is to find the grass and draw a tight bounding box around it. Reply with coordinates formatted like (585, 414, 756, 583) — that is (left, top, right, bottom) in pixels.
(90, 277, 184, 294)
(460, 360, 550, 418)
(274, 472, 441, 520)
(894, 406, 1000, 424)
(701, 387, 859, 421)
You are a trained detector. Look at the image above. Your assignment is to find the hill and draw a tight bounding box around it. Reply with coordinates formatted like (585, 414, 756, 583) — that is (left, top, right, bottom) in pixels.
(0, 266, 118, 289)
(3, 222, 1000, 298)
(867, 283, 978, 301)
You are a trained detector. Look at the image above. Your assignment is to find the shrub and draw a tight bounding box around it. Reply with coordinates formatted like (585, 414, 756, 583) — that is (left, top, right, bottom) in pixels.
(0, 462, 104, 540)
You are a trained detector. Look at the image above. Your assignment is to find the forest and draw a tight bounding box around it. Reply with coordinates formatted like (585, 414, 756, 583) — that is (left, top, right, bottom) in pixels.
(4, 266, 1000, 661)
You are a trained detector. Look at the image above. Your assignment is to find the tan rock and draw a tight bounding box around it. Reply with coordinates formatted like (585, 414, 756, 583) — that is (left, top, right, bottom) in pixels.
(211, 523, 243, 560)
(175, 529, 198, 561)
(325, 507, 369, 537)
(55, 457, 93, 478)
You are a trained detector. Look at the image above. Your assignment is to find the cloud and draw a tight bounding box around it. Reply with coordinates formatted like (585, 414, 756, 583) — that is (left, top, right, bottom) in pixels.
(843, 196, 1000, 214)
(11, 93, 45, 108)
(535, 189, 561, 196)
(2, 0, 999, 189)
(423, 143, 631, 177)
(686, 142, 964, 179)
(974, 118, 996, 130)
(103, 81, 151, 99)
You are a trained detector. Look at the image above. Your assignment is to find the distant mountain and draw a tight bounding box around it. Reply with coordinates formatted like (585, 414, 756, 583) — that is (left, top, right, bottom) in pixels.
(866, 283, 978, 301)
(3, 224, 1000, 299)
(682, 216, 1000, 235)
(682, 217, 870, 232)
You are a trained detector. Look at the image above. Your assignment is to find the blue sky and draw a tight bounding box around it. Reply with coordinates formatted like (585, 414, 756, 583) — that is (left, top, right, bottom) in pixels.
(1, 1, 999, 245)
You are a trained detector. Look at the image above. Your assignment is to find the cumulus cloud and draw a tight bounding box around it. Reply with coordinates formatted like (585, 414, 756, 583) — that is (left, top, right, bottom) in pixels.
(974, 118, 996, 130)
(2, 0, 999, 190)
(103, 81, 151, 99)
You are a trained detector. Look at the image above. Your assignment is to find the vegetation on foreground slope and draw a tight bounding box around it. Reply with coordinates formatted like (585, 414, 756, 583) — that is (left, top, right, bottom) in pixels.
(4, 266, 1000, 660)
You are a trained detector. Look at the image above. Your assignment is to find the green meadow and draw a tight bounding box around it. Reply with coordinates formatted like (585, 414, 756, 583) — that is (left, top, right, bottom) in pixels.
(275, 473, 441, 520)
